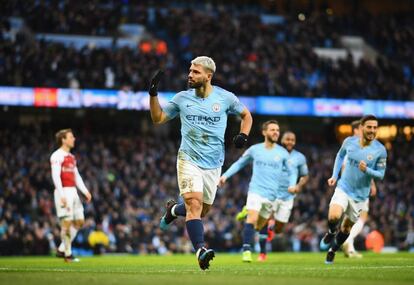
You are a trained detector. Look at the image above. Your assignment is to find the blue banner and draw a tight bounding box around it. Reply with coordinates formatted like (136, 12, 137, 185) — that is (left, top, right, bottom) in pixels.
(1, 86, 413, 119)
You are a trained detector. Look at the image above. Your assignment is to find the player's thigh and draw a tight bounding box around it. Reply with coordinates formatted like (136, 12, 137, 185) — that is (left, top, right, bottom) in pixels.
(359, 200, 369, 221)
(73, 193, 85, 221)
(56, 187, 76, 220)
(341, 216, 355, 232)
(246, 209, 260, 225)
(273, 220, 286, 234)
(60, 218, 72, 231)
(246, 192, 269, 213)
(273, 199, 294, 224)
(256, 215, 269, 230)
(201, 166, 221, 205)
(201, 203, 211, 217)
(73, 219, 84, 229)
(346, 199, 368, 224)
(359, 211, 368, 221)
(246, 193, 273, 223)
(54, 190, 66, 218)
(329, 187, 348, 219)
(177, 159, 203, 196)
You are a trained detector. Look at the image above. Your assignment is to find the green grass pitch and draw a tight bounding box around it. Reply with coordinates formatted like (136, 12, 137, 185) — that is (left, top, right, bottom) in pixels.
(1, 252, 413, 285)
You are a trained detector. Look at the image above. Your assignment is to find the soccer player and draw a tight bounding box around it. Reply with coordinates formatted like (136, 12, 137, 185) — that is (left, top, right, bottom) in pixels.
(51, 129, 92, 263)
(218, 120, 296, 262)
(320, 115, 387, 264)
(256, 131, 309, 261)
(342, 120, 377, 258)
(149, 56, 253, 270)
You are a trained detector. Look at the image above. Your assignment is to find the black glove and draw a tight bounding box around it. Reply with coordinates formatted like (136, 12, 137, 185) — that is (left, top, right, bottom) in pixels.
(149, 70, 164, 96)
(233, 133, 248, 148)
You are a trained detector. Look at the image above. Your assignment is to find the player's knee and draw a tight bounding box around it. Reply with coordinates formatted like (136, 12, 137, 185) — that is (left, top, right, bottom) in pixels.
(246, 216, 258, 225)
(186, 198, 202, 213)
(61, 224, 71, 234)
(73, 220, 84, 229)
(200, 207, 210, 218)
(341, 224, 352, 233)
(328, 205, 343, 221)
(341, 219, 354, 233)
(254, 223, 264, 231)
(359, 211, 368, 221)
(328, 213, 341, 222)
(274, 224, 284, 234)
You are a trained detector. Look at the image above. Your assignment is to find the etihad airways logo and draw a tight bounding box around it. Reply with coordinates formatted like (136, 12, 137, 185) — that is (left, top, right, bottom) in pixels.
(186, 115, 221, 124)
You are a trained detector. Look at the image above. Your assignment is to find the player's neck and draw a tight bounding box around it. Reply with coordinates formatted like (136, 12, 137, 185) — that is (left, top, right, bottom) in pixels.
(264, 141, 276, 149)
(360, 137, 372, 147)
(195, 83, 213, 98)
(60, 145, 71, 153)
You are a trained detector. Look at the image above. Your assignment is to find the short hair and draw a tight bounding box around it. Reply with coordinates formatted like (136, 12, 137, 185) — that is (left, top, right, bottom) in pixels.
(282, 131, 295, 138)
(191, 56, 216, 73)
(360, 115, 378, 125)
(351, 120, 361, 131)
(55, 129, 73, 147)
(262, 120, 279, 131)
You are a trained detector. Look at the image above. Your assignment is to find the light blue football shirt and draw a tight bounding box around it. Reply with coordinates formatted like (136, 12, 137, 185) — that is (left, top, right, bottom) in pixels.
(332, 136, 387, 202)
(277, 149, 309, 201)
(222, 143, 296, 201)
(163, 86, 245, 169)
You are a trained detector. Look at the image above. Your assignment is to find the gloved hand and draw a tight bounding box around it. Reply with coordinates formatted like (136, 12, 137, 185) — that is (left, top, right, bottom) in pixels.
(149, 70, 164, 96)
(233, 133, 248, 148)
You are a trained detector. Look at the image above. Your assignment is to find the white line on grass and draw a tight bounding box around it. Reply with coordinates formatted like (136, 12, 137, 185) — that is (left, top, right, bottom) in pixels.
(0, 265, 413, 274)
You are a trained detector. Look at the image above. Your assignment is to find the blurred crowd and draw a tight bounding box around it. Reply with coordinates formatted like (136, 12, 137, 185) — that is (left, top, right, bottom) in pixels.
(0, 122, 413, 256)
(0, 2, 413, 100)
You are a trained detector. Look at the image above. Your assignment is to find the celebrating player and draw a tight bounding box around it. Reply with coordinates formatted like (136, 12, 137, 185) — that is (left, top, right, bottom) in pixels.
(342, 120, 377, 258)
(218, 120, 296, 262)
(256, 131, 309, 261)
(51, 129, 92, 263)
(320, 115, 387, 264)
(149, 56, 253, 270)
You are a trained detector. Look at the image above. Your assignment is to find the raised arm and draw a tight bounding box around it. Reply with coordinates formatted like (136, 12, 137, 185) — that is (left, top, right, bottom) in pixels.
(149, 70, 170, 124)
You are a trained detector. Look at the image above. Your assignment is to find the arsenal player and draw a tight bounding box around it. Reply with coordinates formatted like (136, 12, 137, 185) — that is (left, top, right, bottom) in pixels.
(50, 129, 92, 262)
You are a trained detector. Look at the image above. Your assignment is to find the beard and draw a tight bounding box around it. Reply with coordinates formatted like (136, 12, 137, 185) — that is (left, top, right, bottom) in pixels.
(267, 135, 278, 143)
(363, 132, 375, 141)
(188, 79, 204, 89)
(283, 143, 294, 151)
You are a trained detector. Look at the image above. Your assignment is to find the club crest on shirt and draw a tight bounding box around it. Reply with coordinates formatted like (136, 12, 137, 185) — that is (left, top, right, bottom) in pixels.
(212, 103, 221, 112)
(367, 154, 374, 161)
(274, 155, 280, 161)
